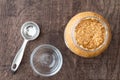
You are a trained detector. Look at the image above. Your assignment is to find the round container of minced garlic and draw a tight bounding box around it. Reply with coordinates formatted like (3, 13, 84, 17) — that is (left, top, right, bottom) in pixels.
(64, 12, 111, 58)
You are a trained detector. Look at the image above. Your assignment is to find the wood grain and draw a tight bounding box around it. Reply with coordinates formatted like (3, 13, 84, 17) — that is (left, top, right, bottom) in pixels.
(0, 0, 120, 80)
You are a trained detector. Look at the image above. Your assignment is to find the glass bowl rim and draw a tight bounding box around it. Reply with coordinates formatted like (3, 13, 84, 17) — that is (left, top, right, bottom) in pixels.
(30, 44, 63, 77)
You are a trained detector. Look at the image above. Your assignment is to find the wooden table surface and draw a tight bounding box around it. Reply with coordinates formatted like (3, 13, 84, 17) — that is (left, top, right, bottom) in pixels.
(0, 0, 120, 80)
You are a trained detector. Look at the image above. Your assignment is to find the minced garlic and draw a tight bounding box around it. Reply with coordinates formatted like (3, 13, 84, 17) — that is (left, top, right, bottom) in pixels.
(75, 18, 105, 49)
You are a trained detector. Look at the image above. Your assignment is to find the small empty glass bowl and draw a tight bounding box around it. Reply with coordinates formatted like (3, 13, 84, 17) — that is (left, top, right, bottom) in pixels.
(30, 44, 63, 77)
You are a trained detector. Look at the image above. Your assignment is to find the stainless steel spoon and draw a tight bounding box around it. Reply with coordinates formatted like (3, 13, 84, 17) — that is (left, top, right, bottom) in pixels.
(11, 21, 40, 72)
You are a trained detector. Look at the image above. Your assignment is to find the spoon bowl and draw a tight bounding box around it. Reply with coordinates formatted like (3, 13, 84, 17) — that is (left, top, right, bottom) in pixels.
(21, 21, 40, 40)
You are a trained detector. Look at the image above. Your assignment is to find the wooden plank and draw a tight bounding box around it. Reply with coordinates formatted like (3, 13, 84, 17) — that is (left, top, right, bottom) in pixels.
(0, 0, 119, 80)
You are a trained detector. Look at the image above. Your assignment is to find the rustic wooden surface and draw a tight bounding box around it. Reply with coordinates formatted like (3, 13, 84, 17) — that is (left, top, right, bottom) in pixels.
(0, 0, 120, 80)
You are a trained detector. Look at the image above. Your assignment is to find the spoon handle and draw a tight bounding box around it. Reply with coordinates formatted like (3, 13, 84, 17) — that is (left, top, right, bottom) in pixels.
(11, 39, 28, 72)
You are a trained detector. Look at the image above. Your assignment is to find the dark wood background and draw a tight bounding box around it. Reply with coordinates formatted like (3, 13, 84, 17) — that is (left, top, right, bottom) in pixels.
(0, 0, 120, 80)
